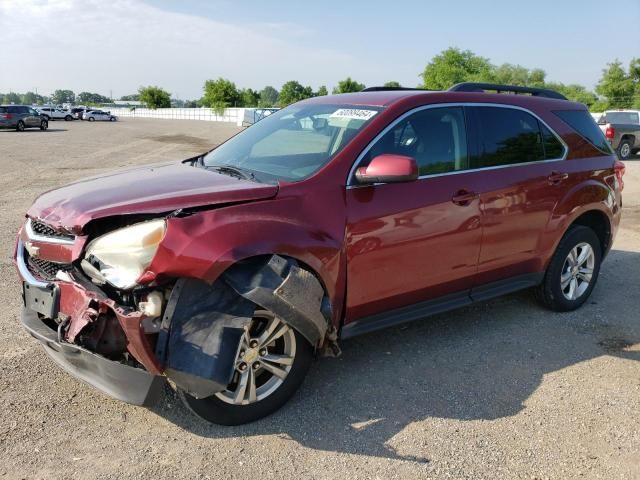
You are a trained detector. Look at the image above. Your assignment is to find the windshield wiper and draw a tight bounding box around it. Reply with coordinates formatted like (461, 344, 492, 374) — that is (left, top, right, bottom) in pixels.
(208, 164, 257, 182)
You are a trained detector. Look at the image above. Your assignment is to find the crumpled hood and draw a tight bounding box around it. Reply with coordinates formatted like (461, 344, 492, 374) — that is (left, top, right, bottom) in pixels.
(27, 163, 279, 232)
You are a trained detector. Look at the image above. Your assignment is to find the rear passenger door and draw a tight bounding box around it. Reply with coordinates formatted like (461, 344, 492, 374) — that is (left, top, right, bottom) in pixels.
(465, 105, 567, 290)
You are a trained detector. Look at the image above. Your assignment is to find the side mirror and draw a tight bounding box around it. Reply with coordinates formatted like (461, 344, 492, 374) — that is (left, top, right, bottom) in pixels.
(355, 154, 419, 184)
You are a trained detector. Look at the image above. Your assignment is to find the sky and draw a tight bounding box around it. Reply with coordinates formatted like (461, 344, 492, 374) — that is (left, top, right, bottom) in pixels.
(0, 0, 638, 100)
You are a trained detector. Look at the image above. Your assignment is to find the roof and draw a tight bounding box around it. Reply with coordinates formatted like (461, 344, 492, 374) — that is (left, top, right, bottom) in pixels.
(301, 89, 582, 110)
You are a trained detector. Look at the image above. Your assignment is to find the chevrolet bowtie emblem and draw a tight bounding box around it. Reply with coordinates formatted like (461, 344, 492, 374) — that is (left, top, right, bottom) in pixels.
(24, 241, 40, 258)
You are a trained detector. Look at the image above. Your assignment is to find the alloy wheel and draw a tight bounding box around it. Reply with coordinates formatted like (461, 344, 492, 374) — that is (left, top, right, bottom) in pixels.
(560, 242, 595, 301)
(214, 311, 296, 406)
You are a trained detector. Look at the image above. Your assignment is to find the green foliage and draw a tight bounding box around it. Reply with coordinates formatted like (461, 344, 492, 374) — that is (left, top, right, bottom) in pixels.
(278, 81, 313, 106)
(258, 86, 279, 107)
(138, 86, 171, 109)
(332, 77, 366, 94)
(184, 100, 199, 108)
(595, 60, 637, 109)
(51, 89, 75, 104)
(421, 48, 493, 90)
(120, 94, 140, 101)
(316, 85, 328, 96)
(240, 88, 260, 107)
(2, 92, 21, 104)
(77, 92, 111, 104)
(383, 81, 402, 88)
(20, 91, 45, 105)
(202, 78, 241, 114)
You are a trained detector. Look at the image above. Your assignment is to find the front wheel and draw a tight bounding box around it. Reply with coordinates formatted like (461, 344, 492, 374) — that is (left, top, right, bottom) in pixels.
(536, 225, 601, 312)
(617, 140, 632, 160)
(178, 310, 313, 425)
(110, 116, 116, 122)
(64, 115, 72, 121)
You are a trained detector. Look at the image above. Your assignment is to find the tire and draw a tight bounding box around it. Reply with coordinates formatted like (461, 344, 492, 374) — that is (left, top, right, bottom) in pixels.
(178, 310, 313, 425)
(40, 120, 48, 131)
(88, 117, 95, 122)
(536, 225, 602, 312)
(16, 121, 25, 132)
(617, 140, 632, 160)
(64, 115, 72, 121)
(110, 116, 116, 122)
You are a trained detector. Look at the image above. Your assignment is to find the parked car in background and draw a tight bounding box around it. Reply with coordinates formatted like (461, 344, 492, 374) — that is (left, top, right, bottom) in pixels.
(36, 107, 73, 121)
(597, 110, 640, 160)
(0, 105, 48, 131)
(70, 107, 86, 120)
(83, 110, 117, 122)
(16, 83, 625, 425)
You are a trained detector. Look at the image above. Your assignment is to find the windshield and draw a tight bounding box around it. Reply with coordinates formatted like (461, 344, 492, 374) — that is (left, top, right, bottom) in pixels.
(203, 104, 381, 182)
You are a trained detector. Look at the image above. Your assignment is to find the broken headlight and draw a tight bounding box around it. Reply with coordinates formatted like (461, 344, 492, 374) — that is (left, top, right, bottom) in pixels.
(82, 219, 166, 289)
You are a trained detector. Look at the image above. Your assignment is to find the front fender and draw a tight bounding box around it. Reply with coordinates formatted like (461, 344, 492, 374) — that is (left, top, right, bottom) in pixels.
(144, 194, 346, 327)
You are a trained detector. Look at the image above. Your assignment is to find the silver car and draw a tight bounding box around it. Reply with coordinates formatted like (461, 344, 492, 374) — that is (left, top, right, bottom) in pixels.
(83, 110, 117, 122)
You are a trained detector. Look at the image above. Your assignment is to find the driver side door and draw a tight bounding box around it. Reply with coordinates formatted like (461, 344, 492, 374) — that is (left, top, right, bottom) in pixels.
(344, 106, 484, 326)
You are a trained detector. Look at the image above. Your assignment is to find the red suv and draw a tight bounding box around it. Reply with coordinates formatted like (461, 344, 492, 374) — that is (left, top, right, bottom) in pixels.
(16, 83, 625, 425)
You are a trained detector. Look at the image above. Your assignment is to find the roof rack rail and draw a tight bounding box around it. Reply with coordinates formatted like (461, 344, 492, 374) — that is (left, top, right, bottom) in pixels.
(448, 82, 568, 100)
(361, 86, 427, 92)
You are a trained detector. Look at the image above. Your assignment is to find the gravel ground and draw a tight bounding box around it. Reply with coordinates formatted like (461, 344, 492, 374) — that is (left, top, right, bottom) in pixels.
(0, 119, 639, 480)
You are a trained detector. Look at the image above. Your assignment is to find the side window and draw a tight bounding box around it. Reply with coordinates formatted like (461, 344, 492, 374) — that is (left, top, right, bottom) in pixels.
(470, 107, 545, 168)
(361, 107, 468, 176)
(540, 122, 565, 159)
(554, 110, 614, 154)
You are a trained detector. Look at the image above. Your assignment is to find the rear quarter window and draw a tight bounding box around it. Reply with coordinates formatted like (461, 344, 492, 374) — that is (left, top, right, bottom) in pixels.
(554, 110, 613, 154)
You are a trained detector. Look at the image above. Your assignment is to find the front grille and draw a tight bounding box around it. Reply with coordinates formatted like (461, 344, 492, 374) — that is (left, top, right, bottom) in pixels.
(27, 255, 73, 281)
(30, 219, 75, 241)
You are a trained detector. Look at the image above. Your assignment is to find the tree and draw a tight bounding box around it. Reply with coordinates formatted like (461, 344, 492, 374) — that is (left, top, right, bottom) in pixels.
(77, 92, 111, 104)
(258, 86, 279, 107)
(596, 60, 636, 109)
(479, 63, 547, 87)
(120, 94, 140, 101)
(421, 48, 493, 90)
(138, 86, 171, 109)
(240, 88, 260, 107)
(20, 91, 44, 105)
(201, 78, 241, 113)
(51, 89, 75, 104)
(316, 85, 328, 96)
(184, 100, 199, 108)
(278, 81, 313, 106)
(3, 92, 20, 104)
(383, 81, 402, 88)
(332, 77, 366, 94)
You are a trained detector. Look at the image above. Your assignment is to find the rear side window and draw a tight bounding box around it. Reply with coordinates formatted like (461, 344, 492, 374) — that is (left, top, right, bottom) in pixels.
(0, 107, 6, 113)
(468, 107, 545, 168)
(554, 110, 613, 154)
(540, 123, 565, 159)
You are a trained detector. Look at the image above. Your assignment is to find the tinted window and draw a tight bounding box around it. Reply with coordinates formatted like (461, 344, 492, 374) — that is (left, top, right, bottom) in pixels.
(604, 111, 640, 125)
(0, 107, 6, 113)
(554, 110, 613, 154)
(7, 106, 19, 114)
(362, 106, 468, 176)
(470, 107, 544, 168)
(540, 123, 565, 159)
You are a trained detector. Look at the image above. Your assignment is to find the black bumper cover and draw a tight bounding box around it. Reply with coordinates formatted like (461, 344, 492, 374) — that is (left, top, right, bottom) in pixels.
(21, 307, 165, 406)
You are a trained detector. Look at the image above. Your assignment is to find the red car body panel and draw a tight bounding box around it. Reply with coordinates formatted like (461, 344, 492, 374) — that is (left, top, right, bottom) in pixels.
(15, 89, 622, 384)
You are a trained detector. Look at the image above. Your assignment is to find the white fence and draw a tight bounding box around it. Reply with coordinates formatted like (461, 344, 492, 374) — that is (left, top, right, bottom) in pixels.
(108, 107, 248, 126)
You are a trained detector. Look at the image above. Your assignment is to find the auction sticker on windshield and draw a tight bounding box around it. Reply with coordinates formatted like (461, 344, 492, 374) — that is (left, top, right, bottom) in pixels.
(330, 109, 378, 120)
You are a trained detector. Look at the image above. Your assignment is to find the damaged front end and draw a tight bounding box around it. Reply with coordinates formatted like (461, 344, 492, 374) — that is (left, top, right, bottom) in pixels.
(17, 215, 334, 406)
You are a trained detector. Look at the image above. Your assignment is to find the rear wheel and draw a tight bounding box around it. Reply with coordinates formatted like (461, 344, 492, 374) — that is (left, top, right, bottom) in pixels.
(40, 119, 48, 131)
(178, 310, 313, 425)
(617, 140, 632, 160)
(536, 225, 601, 311)
(16, 121, 25, 132)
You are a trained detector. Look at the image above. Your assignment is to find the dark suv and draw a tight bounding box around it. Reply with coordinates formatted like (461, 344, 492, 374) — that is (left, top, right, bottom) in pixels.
(15, 83, 625, 425)
(0, 105, 48, 131)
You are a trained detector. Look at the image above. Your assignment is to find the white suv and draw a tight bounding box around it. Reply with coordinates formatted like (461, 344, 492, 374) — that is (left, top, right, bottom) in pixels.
(36, 107, 73, 121)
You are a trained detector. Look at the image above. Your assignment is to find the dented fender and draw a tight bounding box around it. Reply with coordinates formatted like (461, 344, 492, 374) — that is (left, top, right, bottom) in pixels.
(157, 255, 330, 398)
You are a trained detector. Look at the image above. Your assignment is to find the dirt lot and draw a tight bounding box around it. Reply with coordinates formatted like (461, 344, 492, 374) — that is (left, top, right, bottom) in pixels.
(1, 119, 639, 480)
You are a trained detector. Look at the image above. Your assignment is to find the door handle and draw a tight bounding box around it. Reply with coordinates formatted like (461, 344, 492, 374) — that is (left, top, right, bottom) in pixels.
(451, 189, 478, 206)
(548, 171, 568, 185)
